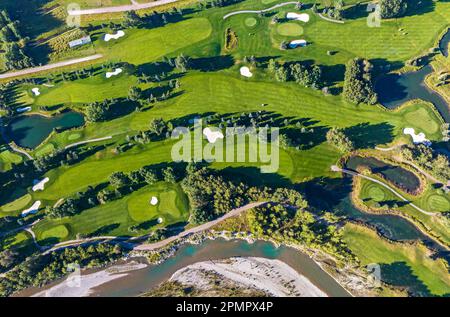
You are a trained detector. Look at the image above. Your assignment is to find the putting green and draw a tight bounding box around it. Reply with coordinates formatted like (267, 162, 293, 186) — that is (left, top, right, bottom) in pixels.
(40, 225, 69, 240)
(405, 108, 440, 135)
(367, 186, 386, 202)
(245, 17, 258, 27)
(0, 194, 32, 213)
(128, 191, 160, 222)
(68, 133, 82, 141)
(427, 194, 449, 212)
(277, 23, 304, 36)
(35, 143, 55, 157)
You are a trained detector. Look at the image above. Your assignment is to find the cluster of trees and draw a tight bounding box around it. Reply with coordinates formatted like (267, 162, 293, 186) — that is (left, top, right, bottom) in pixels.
(181, 163, 310, 224)
(0, 10, 33, 70)
(247, 203, 352, 260)
(400, 144, 450, 181)
(84, 98, 121, 122)
(122, 8, 184, 29)
(268, 59, 322, 89)
(48, 164, 178, 218)
(322, 0, 346, 20)
(379, 0, 408, 19)
(343, 58, 377, 105)
(326, 127, 354, 152)
(0, 243, 124, 297)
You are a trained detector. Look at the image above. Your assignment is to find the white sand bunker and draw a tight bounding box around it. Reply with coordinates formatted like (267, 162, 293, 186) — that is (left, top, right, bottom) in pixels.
(403, 127, 431, 145)
(203, 127, 224, 143)
(32, 177, 49, 192)
(104, 30, 125, 42)
(289, 39, 307, 48)
(240, 66, 253, 78)
(150, 196, 158, 206)
(31, 88, 40, 96)
(157, 217, 164, 224)
(21, 201, 41, 217)
(105, 68, 122, 78)
(286, 12, 310, 22)
(16, 106, 31, 113)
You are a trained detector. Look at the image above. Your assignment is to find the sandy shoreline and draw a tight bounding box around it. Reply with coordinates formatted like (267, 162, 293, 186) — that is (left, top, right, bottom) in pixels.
(169, 257, 328, 297)
(32, 262, 147, 297)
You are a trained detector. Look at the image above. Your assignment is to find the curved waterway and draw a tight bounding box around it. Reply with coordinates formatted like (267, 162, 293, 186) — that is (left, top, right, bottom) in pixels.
(20, 239, 351, 297)
(6, 112, 85, 148)
(92, 239, 351, 297)
(376, 29, 450, 123)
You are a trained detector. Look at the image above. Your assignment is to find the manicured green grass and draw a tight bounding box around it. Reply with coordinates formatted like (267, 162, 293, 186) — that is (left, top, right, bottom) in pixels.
(0, 149, 23, 171)
(357, 178, 450, 245)
(276, 23, 304, 36)
(343, 223, 450, 296)
(34, 182, 189, 243)
(0, 194, 32, 214)
(40, 224, 69, 240)
(94, 18, 213, 65)
(244, 17, 258, 27)
(426, 194, 450, 212)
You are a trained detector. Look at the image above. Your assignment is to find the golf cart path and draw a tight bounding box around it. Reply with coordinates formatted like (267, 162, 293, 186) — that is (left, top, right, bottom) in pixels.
(64, 136, 113, 149)
(223, 2, 299, 19)
(331, 165, 437, 216)
(134, 201, 267, 251)
(38, 201, 266, 255)
(68, 0, 178, 15)
(0, 54, 103, 79)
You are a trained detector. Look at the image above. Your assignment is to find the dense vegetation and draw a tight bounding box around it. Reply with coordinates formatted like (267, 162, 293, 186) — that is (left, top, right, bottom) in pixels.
(343, 58, 377, 105)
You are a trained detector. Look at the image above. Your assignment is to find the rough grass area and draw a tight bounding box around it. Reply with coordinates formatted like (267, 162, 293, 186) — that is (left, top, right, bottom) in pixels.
(343, 223, 450, 296)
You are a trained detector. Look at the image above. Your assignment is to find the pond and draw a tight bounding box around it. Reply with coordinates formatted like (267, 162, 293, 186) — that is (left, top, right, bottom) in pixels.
(6, 112, 85, 149)
(345, 156, 421, 194)
(376, 65, 449, 123)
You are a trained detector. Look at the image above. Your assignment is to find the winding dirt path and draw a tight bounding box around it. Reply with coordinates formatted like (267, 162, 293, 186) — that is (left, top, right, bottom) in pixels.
(34, 201, 266, 255)
(0, 54, 103, 80)
(68, 0, 178, 16)
(223, 2, 299, 19)
(331, 165, 437, 216)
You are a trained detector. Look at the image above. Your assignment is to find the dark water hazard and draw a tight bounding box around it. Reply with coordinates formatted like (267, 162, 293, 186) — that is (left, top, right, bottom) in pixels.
(439, 28, 450, 57)
(6, 112, 85, 148)
(376, 65, 450, 123)
(91, 239, 351, 297)
(345, 156, 421, 193)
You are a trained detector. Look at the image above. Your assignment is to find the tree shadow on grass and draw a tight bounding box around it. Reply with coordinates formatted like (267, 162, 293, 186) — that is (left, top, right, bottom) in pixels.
(89, 223, 121, 237)
(220, 166, 292, 188)
(345, 122, 394, 149)
(379, 261, 433, 296)
(190, 55, 235, 72)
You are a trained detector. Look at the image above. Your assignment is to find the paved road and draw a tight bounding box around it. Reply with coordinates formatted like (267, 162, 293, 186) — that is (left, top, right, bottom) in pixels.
(331, 165, 437, 216)
(0, 54, 103, 80)
(223, 2, 299, 19)
(68, 0, 178, 16)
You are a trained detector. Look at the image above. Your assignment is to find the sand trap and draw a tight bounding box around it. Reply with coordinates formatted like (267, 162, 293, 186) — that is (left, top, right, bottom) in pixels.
(286, 12, 310, 22)
(404, 127, 431, 145)
(150, 196, 158, 206)
(105, 68, 122, 78)
(289, 39, 307, 48)
(170, 257, 327, 297)
(21, 201, 41, 217)
(240, 66, 253, 78)
(104, 30, 125, 42)
(31, 88, 40, 96)
(203, 127, 224, 143)
(157, 217, 164, 224)
(16, 106, 31, 113)
(32, 177, 49, 191)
